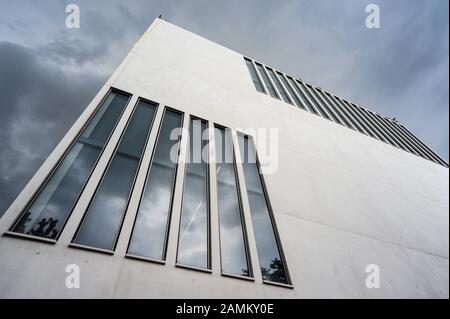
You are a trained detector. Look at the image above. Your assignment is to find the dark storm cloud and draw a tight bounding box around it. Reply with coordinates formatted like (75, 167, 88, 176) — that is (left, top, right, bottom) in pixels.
(0, 0, 448, 216)
(0, 41, 104, 215)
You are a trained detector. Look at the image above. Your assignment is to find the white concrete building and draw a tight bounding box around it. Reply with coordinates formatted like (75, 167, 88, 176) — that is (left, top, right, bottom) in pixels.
(0, 18, 448, 298)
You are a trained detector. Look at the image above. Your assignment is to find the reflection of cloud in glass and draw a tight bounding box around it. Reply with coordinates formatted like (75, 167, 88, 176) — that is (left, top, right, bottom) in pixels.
(128, 165, 173, 259)
(238, 135, 288, 284)
(128, 110, 182, 260)
(73, 100, 156, 250)
(74, 155, 137, 249)
(215, 127, 250, 277)
(12, 91, 129, 239)
(177, 119, 209, 269)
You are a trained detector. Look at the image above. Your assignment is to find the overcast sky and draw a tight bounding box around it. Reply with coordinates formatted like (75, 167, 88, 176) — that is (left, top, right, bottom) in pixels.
(0, 0, 448, 216)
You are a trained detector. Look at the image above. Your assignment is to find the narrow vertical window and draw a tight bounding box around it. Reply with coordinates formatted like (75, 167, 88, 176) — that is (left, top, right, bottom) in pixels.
(300, 82, 331, 120)
(311, 88, 343, 125)
(244, 58, 265, 93)
(215, 126, 251, 278)
(10, 90, 130, 239)
(294, 80, 319, 115)
(278, 73, 302, 107)
(366, 114, 409, 152)
(176, 118, 210, 270)
(127, 109, 183, 260)
(73, 99, 158, 251)
(349, 103, 386, 141)
(286, 76, 306, 110)
(340, 99, 376, 138)
(320, 91, 354, 129)
(394, 123, 446, 165)
(238, 135, 290, 285)
(255, 63, 278, 98)
(381, 117, 423, 156)
(357, 106, 396, 145)
(275, 71, 294, 105)
(330, 94, 366, 134)
(267, 68, 292, 104)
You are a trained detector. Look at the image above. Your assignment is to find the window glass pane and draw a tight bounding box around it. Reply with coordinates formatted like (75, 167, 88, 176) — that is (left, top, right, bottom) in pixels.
(278, 73, 302, 107)
(287, 77, 306, 110)
(380, 116, 421, 155)
(245, 59, 264, 93)
(255, 63, 278, 98)
(74, 100, 157, 250)
(371, 114, 407, 150)
(337, 99, 374, 137)
(267, 68, 291, 103)
(394, 122, 444, 164)
(11, 90, 130, 239)
(294, 80, 319, 114)
(329, 94, 366, 133)
(312, 88, 343, 124)
(215, 127, 250, 277)
(346, 102, 385, 141)
(300, 83, 331, 120)
(177, 118, 209, 269)
(238, 135, 289, 284)
(359, 106, 394, 143)
(320, 91, 354, 129)
(128, 110, 183, 259)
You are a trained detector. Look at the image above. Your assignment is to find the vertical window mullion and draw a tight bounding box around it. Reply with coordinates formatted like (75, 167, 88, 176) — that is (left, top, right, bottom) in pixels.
(311, 87, 344, 125)
(294, 80, 320, 115)
(352, 104, 390, 143)
(381, 118, 424, 156)
(237, 134, 291, 285)
(365, 110, 404, 149)
(391, 120, 435, 161)
(127, 108, 184, 261)
(303, 84, 333, 120)
(72, 99, 158, 251)
(255, 63, 279, 98)
(286, 76, 307, 110)
(330, 94, 366, 133)
(342, 100, 380, 140)
(395, 123, 446, 165)
(10, 89, 131, 240)
(279, 74, 303, 108)
(266, 67, 290, 103)
(320, 90, 355, 129)
(275, 71, 294, 105)
(244, 58, 265, 93)
(335, 97, 371, 136)
(215, 126, 252, 279)
(298, 81, 330, 119)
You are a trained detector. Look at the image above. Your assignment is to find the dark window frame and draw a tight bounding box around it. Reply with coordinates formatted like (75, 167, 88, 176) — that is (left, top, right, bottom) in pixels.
(255, 62, 280, 99)
(244, 57, 266, 94)
(124, 106, 185, 263)
(236, 132, 293, 288)
(175, 115, 212, 273)
(6, 87, 132, 243)
(214, 123, 254, 281)
(70, 97, 159, 253)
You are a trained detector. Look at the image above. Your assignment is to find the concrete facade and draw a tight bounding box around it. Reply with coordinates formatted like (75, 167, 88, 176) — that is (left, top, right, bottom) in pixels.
(0, 18, 448, 298)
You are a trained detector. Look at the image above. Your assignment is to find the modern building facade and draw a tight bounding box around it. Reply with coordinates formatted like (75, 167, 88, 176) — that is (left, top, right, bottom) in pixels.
(0, 18, 448, 298)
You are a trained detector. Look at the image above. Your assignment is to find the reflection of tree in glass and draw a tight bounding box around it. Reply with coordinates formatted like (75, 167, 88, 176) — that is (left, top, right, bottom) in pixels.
(17, 212, 59, 239)
(261, 258, 287, 283)
(240, 268, 250, 277)
(14, 212, 31, 234)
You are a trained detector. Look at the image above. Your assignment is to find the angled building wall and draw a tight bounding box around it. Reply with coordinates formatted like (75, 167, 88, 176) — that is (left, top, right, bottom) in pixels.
(0, 18, 448, 298)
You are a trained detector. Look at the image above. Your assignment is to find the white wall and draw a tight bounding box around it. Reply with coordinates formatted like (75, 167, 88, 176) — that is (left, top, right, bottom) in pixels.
(0, 18, 448, 298)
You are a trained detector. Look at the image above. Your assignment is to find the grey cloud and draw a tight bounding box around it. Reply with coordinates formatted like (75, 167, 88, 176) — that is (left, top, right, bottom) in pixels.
(0, 41, 104, 215)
